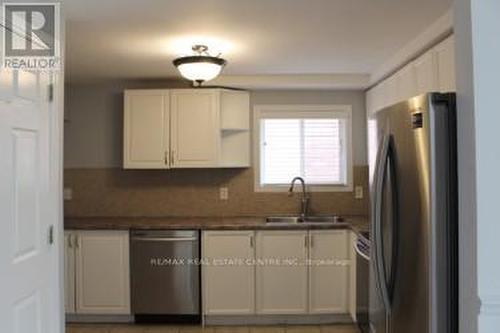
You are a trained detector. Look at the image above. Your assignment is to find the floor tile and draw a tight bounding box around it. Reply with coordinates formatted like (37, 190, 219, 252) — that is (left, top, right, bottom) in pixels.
(214, 326, 250, 333)
(285, 326, 320, 333)
(143, 325, 181, 333)
(66, 324, 111, 333)
(179, 326, 214, 333)
(66, 324, 359, 333)
(249, 326, 286, 333)
(319, 325, 359, 333)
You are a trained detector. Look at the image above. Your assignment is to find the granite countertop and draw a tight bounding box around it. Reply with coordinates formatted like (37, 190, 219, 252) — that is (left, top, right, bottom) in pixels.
(64, 215, 369, 234)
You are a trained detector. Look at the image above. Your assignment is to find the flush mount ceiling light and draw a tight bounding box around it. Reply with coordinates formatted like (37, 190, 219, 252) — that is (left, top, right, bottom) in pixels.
(173, 45, 227, 86)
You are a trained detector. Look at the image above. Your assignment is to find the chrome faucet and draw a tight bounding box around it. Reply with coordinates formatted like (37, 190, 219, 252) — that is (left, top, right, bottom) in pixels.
(288, 176, 309, 221)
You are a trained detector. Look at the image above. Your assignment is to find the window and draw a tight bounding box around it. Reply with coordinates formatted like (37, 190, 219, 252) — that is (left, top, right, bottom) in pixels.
(254, 105, 352, 192)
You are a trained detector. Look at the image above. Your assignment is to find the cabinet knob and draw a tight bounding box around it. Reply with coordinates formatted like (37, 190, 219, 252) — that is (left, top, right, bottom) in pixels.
(164, 151, 169, 165)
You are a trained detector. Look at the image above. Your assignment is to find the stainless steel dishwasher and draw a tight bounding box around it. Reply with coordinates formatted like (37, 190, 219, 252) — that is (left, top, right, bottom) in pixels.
(130, 230, 200, 323)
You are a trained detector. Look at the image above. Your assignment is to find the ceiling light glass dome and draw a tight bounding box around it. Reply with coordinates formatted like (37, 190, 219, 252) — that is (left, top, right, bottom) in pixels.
(173, 45, 227, 86)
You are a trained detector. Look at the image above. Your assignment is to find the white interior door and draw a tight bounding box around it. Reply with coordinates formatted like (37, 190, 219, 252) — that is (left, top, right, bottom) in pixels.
(0, 69, 62, 333)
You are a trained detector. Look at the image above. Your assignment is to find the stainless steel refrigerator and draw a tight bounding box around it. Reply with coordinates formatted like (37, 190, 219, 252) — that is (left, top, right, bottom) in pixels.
(368, 93, 458, 333)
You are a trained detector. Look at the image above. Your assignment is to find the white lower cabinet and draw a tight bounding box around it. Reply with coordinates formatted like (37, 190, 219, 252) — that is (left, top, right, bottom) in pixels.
(308, 230, 349, 314)
(64, 232, 76, 314)
(202, 231, 255, 315)
(256, 231, 309, 315)
(65, 230, 131, 315)
(202, 230, 353, 317)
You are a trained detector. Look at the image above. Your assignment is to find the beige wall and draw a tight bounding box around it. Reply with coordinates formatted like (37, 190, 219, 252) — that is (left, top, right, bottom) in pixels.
(64, 80, 369, 217)
(64, 82, 367, 167)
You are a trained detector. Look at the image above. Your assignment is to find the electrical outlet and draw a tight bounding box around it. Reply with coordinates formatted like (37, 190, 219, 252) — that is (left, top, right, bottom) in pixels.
(219, 187, 229, 200)
(355, 186, 364, 199)
(63, 188, 73, 201)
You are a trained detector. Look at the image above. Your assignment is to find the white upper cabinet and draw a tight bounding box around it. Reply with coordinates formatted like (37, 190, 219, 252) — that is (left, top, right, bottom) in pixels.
(124, 88, 250, 169)
(256, 231, 308, 315)
(202, 231, 255, 315)
(170, 89, 219, 167)
(434, 35, 456, 93)
(366, 34, 456, 115)
(123, 90, 170, 169)
(413, 49, 439, 95)
(395, 65, 417, 103)
(75, 231, 131, 315)
(309, 230, 350, 314)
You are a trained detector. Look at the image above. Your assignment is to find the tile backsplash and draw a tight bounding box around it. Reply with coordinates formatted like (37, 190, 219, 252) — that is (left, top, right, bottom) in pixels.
(64, 166, 369, 217)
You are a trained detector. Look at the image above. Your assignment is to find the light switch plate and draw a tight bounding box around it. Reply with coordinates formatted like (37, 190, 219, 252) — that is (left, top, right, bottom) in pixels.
(219, 187, 229, 200)
(355, 186, 363, 199)
(63, 188, 73, 201)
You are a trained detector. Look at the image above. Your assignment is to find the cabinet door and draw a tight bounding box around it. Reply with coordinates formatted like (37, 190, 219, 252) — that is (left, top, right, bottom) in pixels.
(75, 231, 130, 315)
(170, 89, 219, 167)
(396, 65, 417, 102)
(123, 90, 169, 169)
(309, 230, 349, 314)
(64, 232, 76, 314)
(435, 35, 456, 93)
(202, 231, 255, 315)
(256, 231, 308, 314)
(413, 50, 439, 95)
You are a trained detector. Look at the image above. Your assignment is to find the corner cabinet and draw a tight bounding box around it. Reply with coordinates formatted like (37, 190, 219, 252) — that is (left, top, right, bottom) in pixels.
(65, 230, 131, 316)
(123, 89, 250, 169)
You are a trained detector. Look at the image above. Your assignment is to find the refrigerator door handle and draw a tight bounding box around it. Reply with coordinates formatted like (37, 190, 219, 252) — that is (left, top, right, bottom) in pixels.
(373, 134, 392, 313)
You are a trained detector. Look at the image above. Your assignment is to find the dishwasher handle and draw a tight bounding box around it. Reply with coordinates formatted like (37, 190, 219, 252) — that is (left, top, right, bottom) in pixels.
(132, 237, 198, 242)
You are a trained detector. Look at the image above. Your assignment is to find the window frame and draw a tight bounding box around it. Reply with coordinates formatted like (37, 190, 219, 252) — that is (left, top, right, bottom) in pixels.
(253, 104, 353, 193)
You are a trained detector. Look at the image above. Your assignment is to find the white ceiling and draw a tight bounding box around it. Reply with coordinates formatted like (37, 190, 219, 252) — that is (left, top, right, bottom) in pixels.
(64, 0, 453, 87)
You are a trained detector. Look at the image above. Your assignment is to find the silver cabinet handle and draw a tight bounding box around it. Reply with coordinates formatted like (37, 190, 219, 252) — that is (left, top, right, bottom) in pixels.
(249, 235, 254, 248)
(164, 150, 169, 165)
(68, 234, 73, 248)
(310, 234, 313, 248)
(75, 234, 80, 248)
(304, 235, 308, 248)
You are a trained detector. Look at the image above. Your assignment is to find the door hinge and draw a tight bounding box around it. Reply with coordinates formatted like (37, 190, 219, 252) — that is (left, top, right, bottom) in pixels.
(48, 225, 55, 245)
(48, 83, 54, 102)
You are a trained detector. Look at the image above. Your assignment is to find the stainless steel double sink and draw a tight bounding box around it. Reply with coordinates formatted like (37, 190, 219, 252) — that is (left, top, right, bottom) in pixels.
(265, 215, 345, 226)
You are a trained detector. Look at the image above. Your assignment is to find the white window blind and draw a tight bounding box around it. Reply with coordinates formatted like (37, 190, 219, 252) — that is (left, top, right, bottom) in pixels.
(260, 116, 347, 186)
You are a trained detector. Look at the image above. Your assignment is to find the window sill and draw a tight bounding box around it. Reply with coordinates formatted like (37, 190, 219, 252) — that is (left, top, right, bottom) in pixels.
(254, 183, 353, 193)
